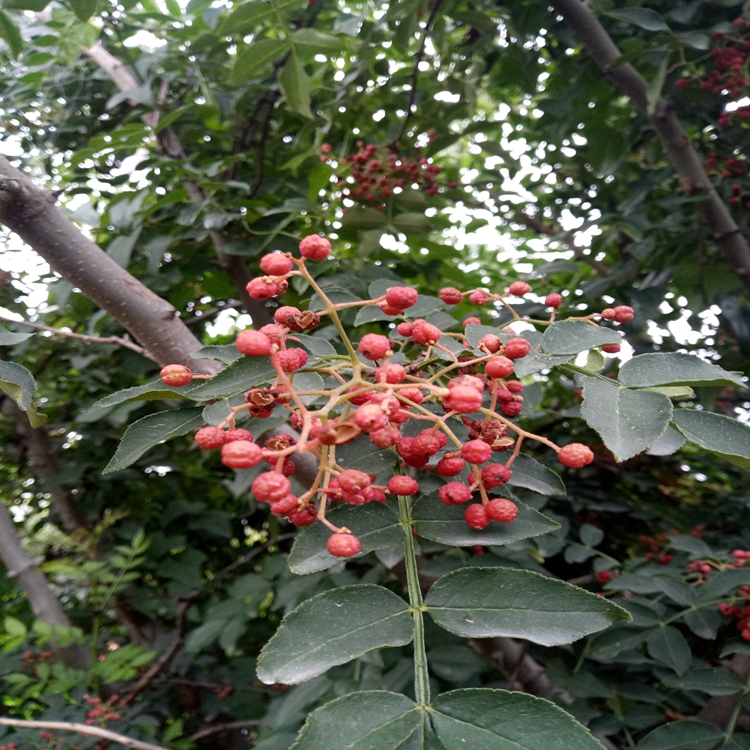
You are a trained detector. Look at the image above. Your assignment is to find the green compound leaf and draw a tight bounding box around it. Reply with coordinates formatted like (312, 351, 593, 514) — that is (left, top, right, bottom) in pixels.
(279, 51, 313, 119)
(424, 567, 630, 647)
(506, 455, 566, 496)
(103, 407, 204, 474)
(412, 497, 559, 547)
(581, 376, 672, 461)
(187, 356, 277, 401)
(619, 352, 744, 389)
(429, 689, 608, 750)
(662, 669, 744, 696)
(289, 502, 402, 574)
(647, 626, 692, 675)
(541, 320, 621, 355)
(257, 585, 412, 685)
(671, 410, 750, 471)
(219, 0, 300, 35)
(635, 720, 723, 750)
(291, 691, 422, 750)
(231, 39, 290, 85)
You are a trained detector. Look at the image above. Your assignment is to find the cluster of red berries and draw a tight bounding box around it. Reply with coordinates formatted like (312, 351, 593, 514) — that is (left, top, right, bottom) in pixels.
(321, 140, 458, 208)
(215, 679, 233, 700)
(638, 530, 679, 565)
(158, 237, 629, 558)
(84, 694, 122, 725)
(21, 649, 54, 669)
(719, 582, 750, 640)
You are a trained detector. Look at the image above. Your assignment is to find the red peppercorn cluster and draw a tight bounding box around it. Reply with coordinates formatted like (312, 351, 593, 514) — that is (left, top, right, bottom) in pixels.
(84, 694, 123, 725)
(158, 236, 626, 557)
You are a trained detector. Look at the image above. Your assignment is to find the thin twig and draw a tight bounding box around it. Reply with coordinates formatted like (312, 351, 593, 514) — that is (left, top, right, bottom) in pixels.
(390, 0, 446, 146)
(185, 300, 243, 326)
(189, 720, 261, 742)
(121, 591, 200, 706)
(0, 315, 153, 359)
(0, 718, 168, 750)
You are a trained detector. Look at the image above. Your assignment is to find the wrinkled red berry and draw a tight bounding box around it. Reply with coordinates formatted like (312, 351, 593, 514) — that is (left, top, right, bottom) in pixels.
(436, 456, 466, 476)
(481, 463, 512, 488)
(445, 385, 483, 413)
(252, 472, 291, 503)
(412, 321, 441, 344)
(289, 503, 317, 526)
(558, 443, 594, 468)
(545, 293, 562, 309)
(509, 281, 531, 297)
(439, 482, 473, 505)
(388, 476, 419, 495)
(359, 333, 392, 360)
(327, 533, 362, 557)
(504, 338, 531, 359)
(465, 504, 490, 530)
(440, 287, 463, 305)
(299, 235, 331, 261)
(260, 253, 293, 276)
(237, 330, 273, 356)
(486, 498, 518, 523)
(485, 356, 514, 379)
(221, 441, 262, 469)
(160, 364, 192, 387)
(385, 286, 418, 310)
(195, 426, 226, 450)
(461, 440, 492, 464)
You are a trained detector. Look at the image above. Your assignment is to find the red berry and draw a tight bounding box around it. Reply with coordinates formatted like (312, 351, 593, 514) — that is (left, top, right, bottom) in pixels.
(299, 235, 331, 261)
(613, 305, 634, 323)
(259, 323, 286, 344)
(378, 363, 406, 383)
(675, 78, 688, 89)
(445, 385, 483, 413)
(440, 287, 463, 305)
(501, 401, 523, 417)
(508, 281, 531, 296)
(469, 290, 490, 305)
(289, 503, 317, 526)
(359, 333, 392, 360)
(413, 430, 443, 456)
(381, 304, 404, 316)
(385, 286, 418, 310)
(246, 276, 282, 299)
(370, 425, 401, 448)
(260, 253, 293, 276)
(321, 143, 332, 153)
(353, 403, 389, 431)
(449, 375, 484, 392)
(485, 356, 514, 379)
(506, 380, 523, 393)
(479, 334, 501, 353)
(251, 472, 291, 503)
(439, 482, 473, 505)
(558, 443, 594, 469)
(236, 330, 273, 356)
(463, 317, 481, 327)
(461, 440, 492, 464)
(224, 428, 254, 443)
(397, 322, 414, 337)
(545, 293, 562, 309)
(388, 476, 419, 495)
(601, 344, 621, 354)
(362, 486, 386, 503)
(597, 571, 612, 584)
(276, 348, 308, 372)
(160, 364, 192, 387)
(274, 305, 302, 325)
(601, 308, 615, 320)
(481, 463, 511, 488)
(486, 498, 518, 523)
(412, 321, 441, 344)
(465, 504, 490, 530)
(397, 387, 424, 404)
(339, 469, 371, 494)
(436, 456, 466, 476)
(504, 338, 531, 359)
(221, 440, 262, 469)
(195, 426, 226, 450)
(327, 533, 362, 558)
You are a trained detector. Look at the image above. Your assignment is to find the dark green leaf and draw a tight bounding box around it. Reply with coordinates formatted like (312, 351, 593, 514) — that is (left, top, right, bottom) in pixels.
(647, 626, 692, 675)
(257, 584, 411, 684)
(0, 11, 22, 60)
(231, 39, 290, 85)
(279, 52, 312, 118)
(289, 502, 402, 574)
(619, 353, 744, 389)
(290, 334, 337, 357)
(606, 8, 669, 31)
(672, 410, 750, 471)
(682, 608, 722, 640)
(0, 360, 35, 411)
(95, 379, 204, 407)
(662, 669, 743, 696)
(392, 212, 431, 236)
(581, 376, 672, 461)
(192, 344, 243, 365)
(0, 324, 32, 345)
(429, 689, 608, 750)
(103, 408, 204, 474)
(219, 0, 300, 34)
(425, 567, 630, 646)
(412, 497, 559, 547)
(69, 0, 98, 22)
(187, 356, 277, 400)
(646, 426, 686, 456)
(291, 28, 345, 56)
(291, 691, 421, 750)
(635, 721, 723, 750)
(335, 435, 398, 473)
(507, 455, 566, 496)
(339, 207, 389, 230)
(541, 321, 621, 355)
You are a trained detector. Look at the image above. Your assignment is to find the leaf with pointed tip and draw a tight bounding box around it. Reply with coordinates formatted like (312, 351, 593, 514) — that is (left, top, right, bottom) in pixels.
(541, 320, 620, 355)
(257, 585, 411, 685)
(412, 497, 559, 547)
(103, 408, 204, 474)
(662, 669, 743, 696)
(219, 0, 300, 35)
(231, 39, 290, 85)
(0, 324, 32, 345)
(672, 410, 750, 471)
(280, 52, 313, 118)
(95, 380, 205, 407)
(0, 360, 35, 411)
(424, 567, 630, 646)
(507, 455, 566, 496)
(581, 376, 672, 461)
(647, 626, 692, 675)
(635, 721, 723, 750)
(646, 426, 686, 456)
(187, 357, 276, 401)
(619, 353, 744, 389)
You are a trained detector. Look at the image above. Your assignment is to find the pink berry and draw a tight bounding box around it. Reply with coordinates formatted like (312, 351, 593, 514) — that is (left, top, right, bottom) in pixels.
(246, 276, 282, 299)
(439, 482, 473, 505)
(195, 426, 226, 450)
(481, 463, 511, 488)
(449, 375, 484, 392)
(412, 321, 441, 345)
(359, 333, 392, 360)
(559, 443, 594, 469)
(160, 364, 192, 387)
(274, 306, 302, 325)
(485, 356, 514, 379)
(545, 293, 562, 309)
(236, 330, 273, 356)
(436, 456, 465, 476)
(251, 472, 291, 503)
(276, 348, 308, 372)
(224, 428, 254, 443)
(601, 308, 615, 320)
(385, 286, 418, 310)
(445, 385, 483, 413)
(509, 281, 531, 297)
(413, 430, 443, 456)
(397, 322, 414, 337)
(465, 504, 490, 530)
(440, 287, 463, 305)
(397, 387, 424, 404)
(327, 533, 362, 558)
(260, 253, 293, 276)
(259, 323, 286, 344)
(486, 498, 518, 523)
(479, 334, 501, 353)
(461, 440, 492, 464)
(506, 380, 523, 393)
(353, 403, 389, 432)
(339, 469, 372, 494)
(469, 290, 490, 305)
(601, 344, 621, 354)
(270, 494, 299, 517)
(370, 425, 401, 448)
(504, 338, 531, 359)
(378, 363, 406, 383)
(388, 476, 419, 495)
(381, 304, 404, 316)
(221, 441, 262, 469)
(501, 401, 523, 417)
(462, 317, 481, 327)
(299, 235, 331, 261)
(614, 305, 634, 323)
(289, 503, 317, 526)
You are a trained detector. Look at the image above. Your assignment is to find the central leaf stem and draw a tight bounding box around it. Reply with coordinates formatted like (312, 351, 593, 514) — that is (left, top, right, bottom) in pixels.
(398, 493, 430, 706)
